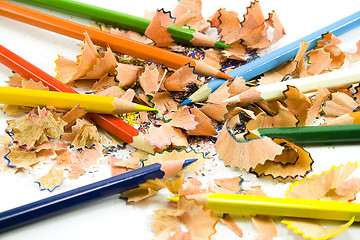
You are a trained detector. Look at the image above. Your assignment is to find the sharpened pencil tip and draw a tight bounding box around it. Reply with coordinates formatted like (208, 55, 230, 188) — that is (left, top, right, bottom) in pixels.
(216, 71, 234, 80)
(180, 98, 192, 106)
(135, 104, 158, 112)
(182, 158, 198, 168)
(222, 96, 239, 104)
(214, 41, 232, 49)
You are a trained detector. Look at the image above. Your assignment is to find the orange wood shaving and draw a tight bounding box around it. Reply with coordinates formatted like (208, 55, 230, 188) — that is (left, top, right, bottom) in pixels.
(217, 8, 241, 44)
(283, 86, 312, 126)
(172, 0, 210, 31)
(216, 123, 284, 171)
(21, 79, 49, 91)
(219, 214, 244, 238)
(55, 32, 99, 84)
(250, 138, 313, 179)
(251, 215, 277, 240)
(323, 92, 359, 119)
(164, 63, 200, 91)
(200, 83, 231, 122)
(145, 9, 175, 47)
(188, 106, 217, 136)
(116, 63, 143, 88)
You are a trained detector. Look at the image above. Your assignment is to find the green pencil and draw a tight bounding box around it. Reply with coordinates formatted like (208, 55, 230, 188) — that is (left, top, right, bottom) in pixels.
(254, 124, 360, 144)
(12, 0, 230, 48)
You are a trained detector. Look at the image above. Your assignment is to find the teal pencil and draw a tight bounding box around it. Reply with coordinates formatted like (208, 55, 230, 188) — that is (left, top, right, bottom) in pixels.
(11, 0, 230, 48)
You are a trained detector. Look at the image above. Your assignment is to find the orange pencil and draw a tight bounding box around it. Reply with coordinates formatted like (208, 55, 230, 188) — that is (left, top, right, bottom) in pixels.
(0, 44, 155, 153)
(0, 0, 232, 80)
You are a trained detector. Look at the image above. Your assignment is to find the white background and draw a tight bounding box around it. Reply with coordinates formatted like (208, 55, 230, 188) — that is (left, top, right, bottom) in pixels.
(1, 0, 360, 239)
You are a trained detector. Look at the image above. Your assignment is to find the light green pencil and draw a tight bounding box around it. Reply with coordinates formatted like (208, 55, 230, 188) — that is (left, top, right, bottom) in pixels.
(12, 0, 230, 48)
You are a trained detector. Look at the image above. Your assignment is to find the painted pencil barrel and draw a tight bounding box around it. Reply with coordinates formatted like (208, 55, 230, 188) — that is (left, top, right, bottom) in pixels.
(13, 0, 150, 32)
(257, 125, 360, 144)
(0, 163, 165, 232)
(0, 86, 117, 114)
(206, 194, 360, 222)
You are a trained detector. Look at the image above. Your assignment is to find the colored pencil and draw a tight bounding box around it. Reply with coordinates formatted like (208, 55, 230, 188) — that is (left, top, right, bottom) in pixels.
(0, 0, 232, 79)
(0, 86, 156, 114)
(0, 44, 155, 153)
(254, 124, 360, 144)
(11, 0, 230, 49)
(224, 68, 360, 104)
(0, 158, 198, 232)
(168, 193, 360, 222)
(181, 10, 360, 105)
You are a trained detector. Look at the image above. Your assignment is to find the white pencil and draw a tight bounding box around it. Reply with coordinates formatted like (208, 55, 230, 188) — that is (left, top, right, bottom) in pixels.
(224, 68, 360, 104)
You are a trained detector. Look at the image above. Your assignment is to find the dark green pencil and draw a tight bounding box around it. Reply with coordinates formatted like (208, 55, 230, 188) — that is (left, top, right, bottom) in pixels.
(11, 0, 230, 48)
(256, 124, 360, 145)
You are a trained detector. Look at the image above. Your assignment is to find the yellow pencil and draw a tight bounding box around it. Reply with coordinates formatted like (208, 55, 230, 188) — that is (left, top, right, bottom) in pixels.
(0, 86, 156, 114)
(168, 193, 360, 222)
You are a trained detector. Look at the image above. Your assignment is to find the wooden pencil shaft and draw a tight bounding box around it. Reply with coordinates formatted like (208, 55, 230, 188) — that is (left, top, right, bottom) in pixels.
(206, 194, 360, 222)
(257, 124, 360, 144)
(12, 0, 208, 46)
(0, 1, 198, 73)
(0, 163, 165, 232)
(230, 69, 360, 104)
(258, 69, 360, 101)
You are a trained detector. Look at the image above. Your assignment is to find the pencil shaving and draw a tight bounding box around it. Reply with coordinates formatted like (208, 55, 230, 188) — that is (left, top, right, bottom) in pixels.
(164, 63, 200, 91)
(6, 108, 66, 150)
(282, 85, 312, 126)
(121, 177, 183, 203)
(109, 155, 140, 177)
(281, 217, 354, 240)
(172, 0, 209, 32)
(323, 92, 359, 119)
(187, 106, 217, 136)
(145, 9, 175, 47)
(55, 32, 99, 84)
(152, 196, 218, 239)
(200, 83, 231, 122)
(35, 167, 65, 192)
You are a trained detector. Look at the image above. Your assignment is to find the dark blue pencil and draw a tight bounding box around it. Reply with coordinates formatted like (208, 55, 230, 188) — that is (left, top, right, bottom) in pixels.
(181, 11, 360, 105)
(0, 158, 197, 232)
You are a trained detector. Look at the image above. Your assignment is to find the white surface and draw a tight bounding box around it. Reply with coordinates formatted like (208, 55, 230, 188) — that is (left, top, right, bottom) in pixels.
(1, 0, 360, 239)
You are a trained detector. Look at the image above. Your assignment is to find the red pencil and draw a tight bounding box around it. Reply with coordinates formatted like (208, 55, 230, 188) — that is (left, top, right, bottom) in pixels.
(0, 44, 155, 153)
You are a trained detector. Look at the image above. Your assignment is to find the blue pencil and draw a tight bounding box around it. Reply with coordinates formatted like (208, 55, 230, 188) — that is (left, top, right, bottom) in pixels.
(181, 11, 360, 105)
(0, 158, 197, 232)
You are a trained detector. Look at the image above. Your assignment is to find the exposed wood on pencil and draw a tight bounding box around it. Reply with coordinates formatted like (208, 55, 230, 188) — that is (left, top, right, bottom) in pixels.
(224, 69, 360, 104)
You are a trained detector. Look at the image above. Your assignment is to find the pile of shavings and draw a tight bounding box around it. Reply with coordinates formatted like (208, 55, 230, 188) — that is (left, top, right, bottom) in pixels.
(1, 0, 360, 239)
